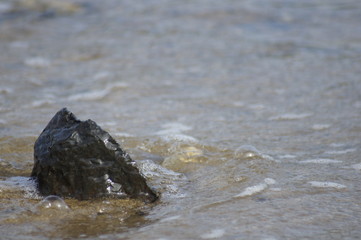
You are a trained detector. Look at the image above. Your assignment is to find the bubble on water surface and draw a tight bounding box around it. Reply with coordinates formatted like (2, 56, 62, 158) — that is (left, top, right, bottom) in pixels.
(162, 144, 205, 172)
(37, 195, 70, 210)
(165, 146, 203, 163)
(200, 228, 225, 239)
(308, 181, 346, 189)
(234, 145, 274, 161)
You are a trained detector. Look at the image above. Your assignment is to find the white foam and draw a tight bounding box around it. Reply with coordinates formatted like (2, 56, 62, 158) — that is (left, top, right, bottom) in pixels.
(234, 178, 277, 198)
(329, 143, 345, 148)
(156, 122, 192, 135)
(68, 89, 110, 101)
(270, 113, 312, 120)
(68, 83, 127, 101)
(200, 229, 225, 239)
(264, 178, 276, 185)
(109, 82, 128, 90)
(138, 160, 188, 199)
(299, 158, 342, 164)
(139, 160, 186, 179)
(325, 149, 356, 155)
(312, 124, 331, 130)
(156, 122, 197, 143)
(30, 99, 54, 108)
(308, 181, 346, 189)
(0, 177, 40, 198)
(114, 132, 134, 137)
(161, 134, 198, 143)
(234, 183, 268, 198)
(278, 154, 297, 159)
(351, 163, 361, 170)
(24, 57, 51, 67)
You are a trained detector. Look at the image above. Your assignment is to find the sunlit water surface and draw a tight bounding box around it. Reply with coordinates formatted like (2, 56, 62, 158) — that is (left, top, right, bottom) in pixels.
(0, 0, 361, 239)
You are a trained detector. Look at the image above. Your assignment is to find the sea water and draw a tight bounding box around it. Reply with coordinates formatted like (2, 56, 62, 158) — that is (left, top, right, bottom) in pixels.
(0, 0, 360, 239)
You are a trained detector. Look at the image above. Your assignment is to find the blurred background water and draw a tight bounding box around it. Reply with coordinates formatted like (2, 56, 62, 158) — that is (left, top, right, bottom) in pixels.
(0, 0, 360, 239)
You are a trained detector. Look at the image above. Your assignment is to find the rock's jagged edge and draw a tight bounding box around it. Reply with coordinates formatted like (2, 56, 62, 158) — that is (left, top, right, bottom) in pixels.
(31, 108, 158, 203)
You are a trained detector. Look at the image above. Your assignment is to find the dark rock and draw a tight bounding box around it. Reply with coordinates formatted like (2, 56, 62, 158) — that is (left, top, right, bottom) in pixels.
(31, 108, 158, 202)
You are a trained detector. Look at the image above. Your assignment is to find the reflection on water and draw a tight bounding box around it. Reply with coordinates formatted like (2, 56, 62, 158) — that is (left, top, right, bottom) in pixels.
(1, 0, 361, 239)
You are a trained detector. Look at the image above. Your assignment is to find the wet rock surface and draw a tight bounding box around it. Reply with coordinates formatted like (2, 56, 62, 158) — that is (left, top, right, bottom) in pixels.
(31, 108, 157, 202)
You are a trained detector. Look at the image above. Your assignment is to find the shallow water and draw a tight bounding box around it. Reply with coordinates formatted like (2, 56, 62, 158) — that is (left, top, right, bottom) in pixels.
(0, 0, 361, 239)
